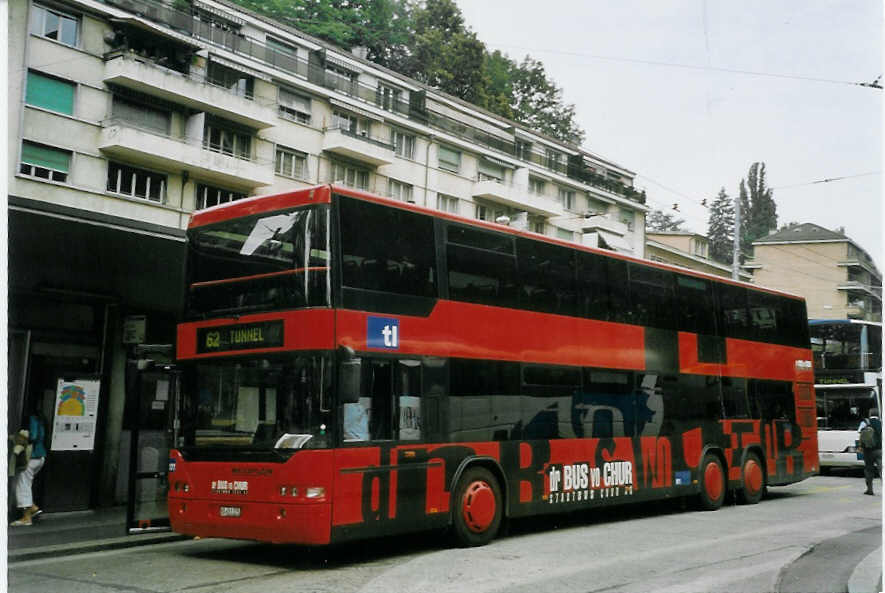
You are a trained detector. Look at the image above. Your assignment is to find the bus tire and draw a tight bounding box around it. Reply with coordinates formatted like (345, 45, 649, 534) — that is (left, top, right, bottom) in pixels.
(737, 452, 765, 505)
(697, 453, 726, 511)
(451, 466, 502, 547)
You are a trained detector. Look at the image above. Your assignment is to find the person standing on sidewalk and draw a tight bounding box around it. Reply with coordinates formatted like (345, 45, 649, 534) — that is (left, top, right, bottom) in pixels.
(10, 406, 48, 526)
(858, 408, 882, 496)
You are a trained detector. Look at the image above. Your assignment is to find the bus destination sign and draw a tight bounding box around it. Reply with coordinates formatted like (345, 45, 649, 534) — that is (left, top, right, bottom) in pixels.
(197, 321, 284, 354)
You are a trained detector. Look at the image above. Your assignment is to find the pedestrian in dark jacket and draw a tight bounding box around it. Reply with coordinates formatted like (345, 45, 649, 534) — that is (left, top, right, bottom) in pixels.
(858, 408, 881, 495)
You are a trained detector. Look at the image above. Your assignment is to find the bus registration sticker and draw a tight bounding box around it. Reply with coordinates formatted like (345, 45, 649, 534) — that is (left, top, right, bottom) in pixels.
(219, 506, 241, 518)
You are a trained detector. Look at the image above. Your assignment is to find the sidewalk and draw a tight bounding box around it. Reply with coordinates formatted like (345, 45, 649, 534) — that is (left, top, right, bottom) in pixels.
(7, 506, 187, 563)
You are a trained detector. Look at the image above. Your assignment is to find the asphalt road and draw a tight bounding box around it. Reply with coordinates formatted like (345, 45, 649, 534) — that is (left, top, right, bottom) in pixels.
(8, 473, 881, 593)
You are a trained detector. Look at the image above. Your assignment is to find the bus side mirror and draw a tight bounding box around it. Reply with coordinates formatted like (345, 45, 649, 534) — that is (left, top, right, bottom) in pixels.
(338, 347, 361, 404)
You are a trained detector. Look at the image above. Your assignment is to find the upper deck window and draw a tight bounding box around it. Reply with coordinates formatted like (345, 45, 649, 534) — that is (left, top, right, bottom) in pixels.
(186, 205, 330, 317)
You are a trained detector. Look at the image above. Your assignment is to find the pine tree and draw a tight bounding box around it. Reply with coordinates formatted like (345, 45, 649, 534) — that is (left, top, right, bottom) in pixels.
(646, 209, 686, 232)
(706, 187, 734, 264)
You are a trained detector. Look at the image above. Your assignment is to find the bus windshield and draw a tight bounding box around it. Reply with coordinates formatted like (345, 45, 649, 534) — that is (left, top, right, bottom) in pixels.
(183, 354, 332, 453)
(816, 387, 878, 430)
(186, 205, 330, 318)
(810, 321, 881, 371)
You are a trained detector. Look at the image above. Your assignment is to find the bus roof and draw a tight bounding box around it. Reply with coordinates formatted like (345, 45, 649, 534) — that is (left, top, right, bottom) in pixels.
(189, 184, 807, 302)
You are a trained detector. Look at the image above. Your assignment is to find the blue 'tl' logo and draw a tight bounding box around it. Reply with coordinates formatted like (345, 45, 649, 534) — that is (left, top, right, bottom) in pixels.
(367, 316, 399, 349)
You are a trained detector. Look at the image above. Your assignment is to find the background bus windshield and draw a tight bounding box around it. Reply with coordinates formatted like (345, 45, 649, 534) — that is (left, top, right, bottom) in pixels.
(186, 206, 330, 317)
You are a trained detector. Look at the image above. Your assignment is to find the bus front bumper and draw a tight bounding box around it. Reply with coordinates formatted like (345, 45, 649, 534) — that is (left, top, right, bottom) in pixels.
(169, 497, 332, 545)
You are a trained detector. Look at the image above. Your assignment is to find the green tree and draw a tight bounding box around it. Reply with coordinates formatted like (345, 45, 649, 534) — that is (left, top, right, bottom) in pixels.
(646, 209, 686, 232)
(399, 0, 487, 104)
(744, 162, 777, 243)
(706, 187, 734, 264)
(509, 56, 585, 145)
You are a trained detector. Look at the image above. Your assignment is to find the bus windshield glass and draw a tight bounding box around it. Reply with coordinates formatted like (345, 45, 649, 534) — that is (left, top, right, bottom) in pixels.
(186, 205, 330, 317)
(183, 354, 332, 452)
(810, 322, 881, 371)
(816, 387, 878, 430)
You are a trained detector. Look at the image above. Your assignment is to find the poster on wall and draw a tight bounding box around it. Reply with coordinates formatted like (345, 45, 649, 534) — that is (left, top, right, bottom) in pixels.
(50, 378, 101, 451)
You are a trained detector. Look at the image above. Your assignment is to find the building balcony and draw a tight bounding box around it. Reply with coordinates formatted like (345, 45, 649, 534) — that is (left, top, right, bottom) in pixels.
(322, 126, 394, 167)
(471, 179, 564, 217)
(98, 120, 274, 188)
(837, 281, 883, 299)
(103, 53, 277, 130)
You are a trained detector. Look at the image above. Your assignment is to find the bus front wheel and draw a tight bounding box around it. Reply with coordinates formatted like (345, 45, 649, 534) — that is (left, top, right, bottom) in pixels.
(451, 466, 502, 547)
(737, 452, 765, 504)
(697, 453, 726, 511)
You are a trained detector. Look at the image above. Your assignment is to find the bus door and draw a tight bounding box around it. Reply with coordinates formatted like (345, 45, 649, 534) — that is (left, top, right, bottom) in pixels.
(125, 352, 181, 534)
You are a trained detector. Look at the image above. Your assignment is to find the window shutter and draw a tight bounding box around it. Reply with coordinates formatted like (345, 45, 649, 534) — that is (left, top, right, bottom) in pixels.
(21, 142, 70, 172)
(26, 72, 74, 115)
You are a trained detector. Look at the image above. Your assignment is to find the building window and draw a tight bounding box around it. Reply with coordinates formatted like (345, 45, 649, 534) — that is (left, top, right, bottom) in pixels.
(556, 228, 573, 241)
(693, 239, 708, 258)
(331, 110, 369, 136)
(197, 183, 246, 210)
(203, 120, 252, 160)
(545, 149, 562, 172)
(477, 159, 504, 183)
(437, 194, 459, 214)
(26, 71, 74, 115)
(388, 179, 413, 202)
(112, 96, 170, 135)
(619, 208, 634, 231)
(30, 3, 78, 46)
(529, 177, 545, 195)
(530, 218, 546, 235)
(325, 65, 357, 95)
(376, 82, 402, 112)
(207, 61, 254, 99)
(516, 140, 532, 161)
(391, 129, 415, 159)
(331, 161, 369, 190)
(558, 187, 576, 211)
(278, 88, 311, 124)
(19, 141, 70, 182)
(438, 145, 461, 173)
(275, 146, 307, 179)
(106, 162, 166, 202)
(475, 203, 490, 221)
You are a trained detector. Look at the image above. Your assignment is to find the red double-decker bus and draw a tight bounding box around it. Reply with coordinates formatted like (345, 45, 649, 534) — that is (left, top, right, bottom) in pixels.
(169, 184, 818, 547)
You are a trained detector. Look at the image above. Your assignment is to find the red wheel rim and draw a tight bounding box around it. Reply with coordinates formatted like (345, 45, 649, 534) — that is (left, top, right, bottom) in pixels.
(462, 480, 496, 533)
(704, 461, 724, 502)
(744, 459, 763, 495)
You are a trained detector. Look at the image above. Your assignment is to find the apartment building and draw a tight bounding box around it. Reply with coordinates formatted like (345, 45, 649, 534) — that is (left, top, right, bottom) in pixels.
(8, 0, 648, 511)
(745, 223, 882, 322)
(645, 231, 752, 281)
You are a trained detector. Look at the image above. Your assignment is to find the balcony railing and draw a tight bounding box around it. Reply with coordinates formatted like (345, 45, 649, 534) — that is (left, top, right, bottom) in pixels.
(100, 0, 646, 204)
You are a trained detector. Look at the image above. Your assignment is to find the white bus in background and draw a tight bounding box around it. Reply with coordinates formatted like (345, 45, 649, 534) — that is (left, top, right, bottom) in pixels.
(811, 319, 882, 473)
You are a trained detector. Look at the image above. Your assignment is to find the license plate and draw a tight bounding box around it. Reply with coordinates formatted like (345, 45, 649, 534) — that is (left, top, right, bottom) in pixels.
(219, 506, 241, 518)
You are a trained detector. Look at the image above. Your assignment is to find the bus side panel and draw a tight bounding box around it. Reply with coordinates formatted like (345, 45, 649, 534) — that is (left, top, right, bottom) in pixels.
(335, 303, 645, 370)
(330, 442, 499, 543)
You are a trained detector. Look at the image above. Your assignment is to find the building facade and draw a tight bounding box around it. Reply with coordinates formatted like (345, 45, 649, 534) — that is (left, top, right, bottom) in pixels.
(8, 0, 649, 510)
(645, 231, 751, 281)
(746, 223, 882, 321)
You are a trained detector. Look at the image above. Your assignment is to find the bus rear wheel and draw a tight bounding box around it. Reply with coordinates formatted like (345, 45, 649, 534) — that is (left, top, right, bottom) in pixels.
(697, 453, 726, 511)
(737, 452, 765, 505)
(451, 466, 502, 547)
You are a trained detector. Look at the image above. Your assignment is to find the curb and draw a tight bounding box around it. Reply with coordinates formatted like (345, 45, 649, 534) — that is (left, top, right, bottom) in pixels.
(848, 546, 883, 593)
(8, 532, 189, 563)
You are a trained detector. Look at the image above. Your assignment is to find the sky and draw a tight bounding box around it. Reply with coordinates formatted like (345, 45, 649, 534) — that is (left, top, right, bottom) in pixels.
(456, 0, 883, 266)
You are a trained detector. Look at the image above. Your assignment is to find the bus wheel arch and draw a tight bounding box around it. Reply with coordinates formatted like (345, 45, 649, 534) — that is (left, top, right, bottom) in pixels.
(697, 448, 727, 511)
(449, 459, 506, 547)
(737, 449, 766, 504)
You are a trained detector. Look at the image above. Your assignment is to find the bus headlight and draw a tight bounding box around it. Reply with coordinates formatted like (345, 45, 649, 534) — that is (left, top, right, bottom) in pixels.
(305, 487, 325, 499)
